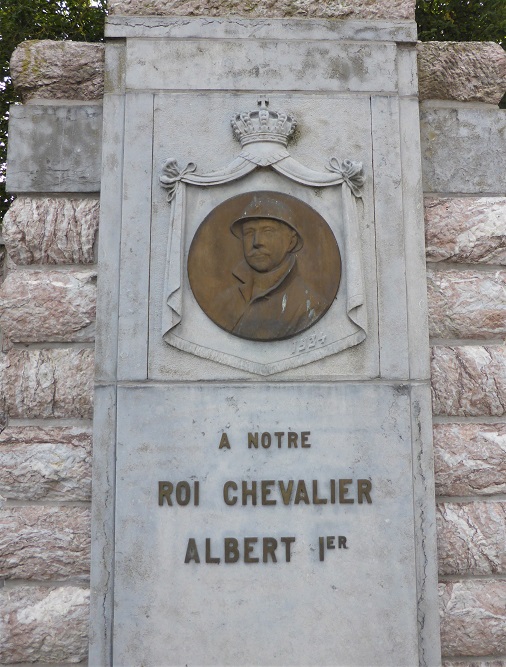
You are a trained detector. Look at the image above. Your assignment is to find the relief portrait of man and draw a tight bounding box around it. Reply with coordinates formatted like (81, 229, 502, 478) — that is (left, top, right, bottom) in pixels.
(187, 191, 341, 342)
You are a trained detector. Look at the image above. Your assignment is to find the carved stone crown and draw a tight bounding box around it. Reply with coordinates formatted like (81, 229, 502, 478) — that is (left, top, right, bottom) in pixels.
(231, 96, 297, 147)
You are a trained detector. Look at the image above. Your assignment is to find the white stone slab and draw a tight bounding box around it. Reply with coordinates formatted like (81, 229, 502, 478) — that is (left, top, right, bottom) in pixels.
(6, 105, 102, 194)
(113, 382, 419, 666)
(149, 92, 380, 380)
(125, 39, 398, 93)
(107, 16, 418, 42)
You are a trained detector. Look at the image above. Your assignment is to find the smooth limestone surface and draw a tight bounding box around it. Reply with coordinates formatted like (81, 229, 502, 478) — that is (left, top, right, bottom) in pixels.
(114, 383, 419, 666)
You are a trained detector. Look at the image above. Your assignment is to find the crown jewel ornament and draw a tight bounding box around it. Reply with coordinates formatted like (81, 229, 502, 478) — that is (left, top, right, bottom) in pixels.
(231, 96, 297, 147)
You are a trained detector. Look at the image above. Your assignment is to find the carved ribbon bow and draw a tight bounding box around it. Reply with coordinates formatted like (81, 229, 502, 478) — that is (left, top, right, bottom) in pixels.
(160, 159, 197, 202)
(327, 158, 365, 198)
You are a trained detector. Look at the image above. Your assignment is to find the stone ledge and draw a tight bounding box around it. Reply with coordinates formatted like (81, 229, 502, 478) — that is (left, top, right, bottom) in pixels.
(10, 40, 104, 103)
(108, 0, 415, 19)
(443, 661, 506, 667)
(434, 423, 506, 496)
(0, 586, 89, 663)
(427, 270, 506, 339)
(3, 198, 99, 265)
(0, 348, 94, 419)
(425, 197, 506, 265)
(437, 502, 506, 576)
(431, 346, 506, 417)
(440, 581, 506, 657)
(0, 426, 92, 501)
(418, 42, 506, 105)
(0, 269, 97, 343)
(0, 506, 91, 580)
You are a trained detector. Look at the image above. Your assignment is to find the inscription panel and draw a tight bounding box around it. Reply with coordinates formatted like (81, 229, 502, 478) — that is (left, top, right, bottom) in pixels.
(113, 383, 418, 666)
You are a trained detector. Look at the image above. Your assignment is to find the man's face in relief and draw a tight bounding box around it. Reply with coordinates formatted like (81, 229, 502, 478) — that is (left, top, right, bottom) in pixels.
(241, 218, 298, 273)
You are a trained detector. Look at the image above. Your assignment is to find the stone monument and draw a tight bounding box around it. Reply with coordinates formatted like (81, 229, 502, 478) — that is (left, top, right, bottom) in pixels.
(90, 16, 440, 666)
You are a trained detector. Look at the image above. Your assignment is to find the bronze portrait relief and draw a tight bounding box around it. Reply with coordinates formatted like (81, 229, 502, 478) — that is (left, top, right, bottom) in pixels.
(188, 191, 341, 341)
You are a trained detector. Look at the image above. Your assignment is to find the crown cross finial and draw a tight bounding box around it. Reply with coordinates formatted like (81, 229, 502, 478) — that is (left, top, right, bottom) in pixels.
(231, 96, 296, 148)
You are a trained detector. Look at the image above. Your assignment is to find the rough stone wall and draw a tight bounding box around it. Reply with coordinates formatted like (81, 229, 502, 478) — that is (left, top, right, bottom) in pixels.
(0, 33, 505, 666)
(0, 41, 101, 665)
(420, 42, 506, 667)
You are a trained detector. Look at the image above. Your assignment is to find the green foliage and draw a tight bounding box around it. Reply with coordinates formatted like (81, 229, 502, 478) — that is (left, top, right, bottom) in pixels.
(416, 0, 506, 48)
(416, 0, 506, 107)
(0, 0, 107, 221)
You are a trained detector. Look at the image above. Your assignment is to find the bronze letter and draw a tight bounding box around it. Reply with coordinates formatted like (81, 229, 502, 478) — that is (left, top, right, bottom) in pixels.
(288, 432, 298, 448)
(294, 480, 310, 504)
(248, 433, 259, 449)
(339, 479, 354, 504)
(279, 480, 294, 505)
(261, 432, 272, 449)
(274, 432, 284, 448)
(312, 480, 327, 504)
(358, 479, 373, 504)
(263, 538, 278, 563)
(280, 537, 295, 562)
(158, 481, 173, 506)
(224, 538, 240, 563)
(223, 481, 238, 506)
(219, 433, 231, 449)
(261, 480, 276, 506)
(242, 480, 257, 506)
(184, 538, 200, 564)
(176, 481, 191, 506)
(205, 538, 220, 564)
(244, 537, 259, 563)
(301, 432, 311, 448)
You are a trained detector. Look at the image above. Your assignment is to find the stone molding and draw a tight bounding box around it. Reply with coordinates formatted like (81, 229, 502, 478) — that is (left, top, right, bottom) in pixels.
(107, 0, 416, 19)
(418, 41, 506, 105)
(10, 40, 104, 102)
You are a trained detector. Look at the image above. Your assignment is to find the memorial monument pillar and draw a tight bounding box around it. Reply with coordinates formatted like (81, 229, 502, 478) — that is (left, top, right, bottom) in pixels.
(90, 12, 441, 666)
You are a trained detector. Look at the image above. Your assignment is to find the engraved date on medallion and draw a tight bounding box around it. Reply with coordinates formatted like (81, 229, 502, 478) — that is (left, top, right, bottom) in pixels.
(290, 331, 326, 356)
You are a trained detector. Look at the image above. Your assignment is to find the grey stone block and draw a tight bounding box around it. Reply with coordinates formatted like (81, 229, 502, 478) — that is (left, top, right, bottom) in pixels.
(6, 104, 102, 193)
(420, 104, 506, 194)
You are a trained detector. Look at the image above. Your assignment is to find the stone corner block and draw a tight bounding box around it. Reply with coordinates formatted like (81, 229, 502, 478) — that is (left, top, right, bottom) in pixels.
(431, 346, 506, 417)
(0, 586, 89, 663)
(3, 197, 99, 265)
(437, 501, 506, 576)
(0, 425, 92, 501)
(2, 348, 94, 419)
(10, 40, 105, 102)
(418, 41, 506, 105)
(0, 506, 91, 580)
(427, 269, 506, 339)
(425, 197, 506, 265)
(439, 580, 506, 657)
(108, 0, 415, 19)
(433, 423, 506, 496)
(0, 269, 97, 343)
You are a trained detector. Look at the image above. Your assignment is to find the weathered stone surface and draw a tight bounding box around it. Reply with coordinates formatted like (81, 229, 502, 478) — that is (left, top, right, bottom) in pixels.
(6, 105, 102, 194)
(10, 40, 104, 102)
(425, 197, 506, 265)
(434, 423, 506, 496)
(418, 42, 506, 105)
(444, 662, 506, 667)
(437, 502, 506, 576)
(440, 581, 506, 657)
(3, 197, 99, 265)
(0, 269, 96, 343)
(427, 270, 506, 339)
(420, 106, 506, 194)
(0, 426, 92, 501)
(1, 348, 94, 419)
(431, 346, 506, 417)
(0, 586, 89, 663)
(109, 0, 415, 19)
(0, 507, 90, 580)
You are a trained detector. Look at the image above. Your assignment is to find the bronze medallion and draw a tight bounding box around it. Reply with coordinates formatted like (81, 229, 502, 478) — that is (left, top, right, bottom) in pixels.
(187, 191, 341, 342)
